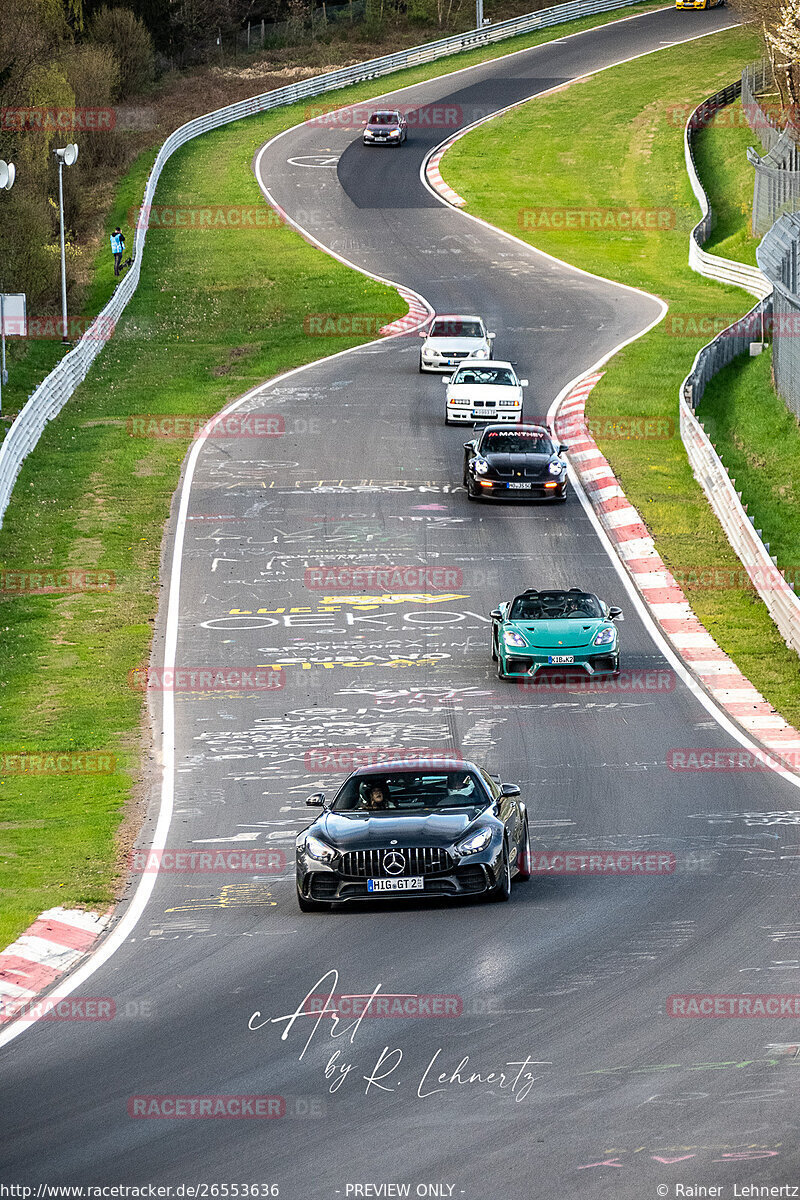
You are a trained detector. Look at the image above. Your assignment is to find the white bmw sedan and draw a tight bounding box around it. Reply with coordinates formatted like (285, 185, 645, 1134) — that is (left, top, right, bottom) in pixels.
(419, 314, 495, 373)
(444, 361, 528, 426)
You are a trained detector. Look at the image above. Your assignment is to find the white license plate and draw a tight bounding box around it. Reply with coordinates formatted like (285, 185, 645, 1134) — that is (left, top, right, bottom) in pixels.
(549, 654, 575, 664)
(368, 876, 424, 892)
(472, 410, 493, 418)
(508, 482, 532, 490)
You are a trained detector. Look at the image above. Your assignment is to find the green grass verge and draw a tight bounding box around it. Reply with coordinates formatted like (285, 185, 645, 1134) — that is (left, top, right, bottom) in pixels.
(443, 23, 800, 725)
(0, 0, 671, 949)
(690, 96, 800, 604)
(698, 349, 800, 591)
(691, 97, 759, 265)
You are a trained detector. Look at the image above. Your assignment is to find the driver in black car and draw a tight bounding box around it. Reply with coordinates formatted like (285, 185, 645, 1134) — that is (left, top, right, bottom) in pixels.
(446, 773, 476, 799)
(361, 783, 395, 810)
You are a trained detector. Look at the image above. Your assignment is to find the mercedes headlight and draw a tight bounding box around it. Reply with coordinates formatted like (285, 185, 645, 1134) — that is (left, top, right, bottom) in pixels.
(456, 826, 493, 856)
(548, 460, 564, 475)
(593, 627, 616, 646)
(503, 629, 527, 648)
(303, 834, 337, 862)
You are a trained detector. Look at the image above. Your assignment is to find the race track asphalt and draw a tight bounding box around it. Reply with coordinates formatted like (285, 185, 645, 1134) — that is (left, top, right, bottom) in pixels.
(4, 7, 800, 1195)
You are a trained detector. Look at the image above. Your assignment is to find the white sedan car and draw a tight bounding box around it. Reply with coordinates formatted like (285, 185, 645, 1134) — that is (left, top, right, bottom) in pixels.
(419, 314, 495, 373)
(444, 361, 528, 426)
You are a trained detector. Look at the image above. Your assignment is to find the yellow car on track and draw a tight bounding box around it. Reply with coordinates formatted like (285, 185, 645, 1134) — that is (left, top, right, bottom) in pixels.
(675, 0, 724, 8)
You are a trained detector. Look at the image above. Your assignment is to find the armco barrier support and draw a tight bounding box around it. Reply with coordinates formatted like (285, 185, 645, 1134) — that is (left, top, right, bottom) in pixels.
(756, 210, 800, 421)
(0, 0, 648, 529)
(681, 89, 800, 656)
(742, 59, 800, 235)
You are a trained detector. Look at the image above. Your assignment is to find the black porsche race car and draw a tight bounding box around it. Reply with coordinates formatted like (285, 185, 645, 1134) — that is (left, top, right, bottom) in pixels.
(462, 423, 568, 501)
(296, 760, 531, 910)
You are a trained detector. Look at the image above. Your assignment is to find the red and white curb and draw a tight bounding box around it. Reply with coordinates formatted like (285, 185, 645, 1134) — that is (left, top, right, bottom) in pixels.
(555, 374, 800, 770)
(380, 287, 432, 335)
(0, 906, 112, 1022)
(425, 146, 467, 207)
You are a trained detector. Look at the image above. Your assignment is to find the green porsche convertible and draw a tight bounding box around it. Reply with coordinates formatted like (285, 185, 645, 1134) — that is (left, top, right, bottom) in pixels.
(490, 588, 623, 679)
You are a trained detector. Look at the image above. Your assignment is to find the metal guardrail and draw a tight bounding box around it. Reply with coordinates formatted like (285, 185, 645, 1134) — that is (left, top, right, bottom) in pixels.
(680, 88, 800, 657)
(0, 0, 651, 529)
(685, 81, 772, 300)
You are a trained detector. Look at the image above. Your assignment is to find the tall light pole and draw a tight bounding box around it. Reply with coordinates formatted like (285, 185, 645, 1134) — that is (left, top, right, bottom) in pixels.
(0, 159, 17, 415)
(53, 143, 78, 345)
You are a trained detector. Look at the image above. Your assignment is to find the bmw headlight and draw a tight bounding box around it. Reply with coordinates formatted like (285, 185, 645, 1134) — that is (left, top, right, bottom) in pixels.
(593, 627, 616, 646)
(456, 826, 493, 856)
(548, 460, 564, 476)
(503, 629, 527, 648)
(451, 397, 471, 407)
(389, 129, 401, 137)
(303, 834, 337, 863)
(473, 457, 489, 475)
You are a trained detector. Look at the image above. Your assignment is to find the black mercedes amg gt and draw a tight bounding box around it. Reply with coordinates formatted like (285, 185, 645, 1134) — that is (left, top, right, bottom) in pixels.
(295, 760, 531, 911)
(462, 423, 569, 501)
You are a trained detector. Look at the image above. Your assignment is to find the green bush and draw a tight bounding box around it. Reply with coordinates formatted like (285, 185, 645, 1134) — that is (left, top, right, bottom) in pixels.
(89, 6, 155, 97)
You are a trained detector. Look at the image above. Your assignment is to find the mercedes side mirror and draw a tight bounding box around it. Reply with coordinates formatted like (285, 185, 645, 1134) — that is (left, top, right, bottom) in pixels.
(306, 792, 326, 806)
(501, 783, 521, 798)
(609, 606, 624, 621)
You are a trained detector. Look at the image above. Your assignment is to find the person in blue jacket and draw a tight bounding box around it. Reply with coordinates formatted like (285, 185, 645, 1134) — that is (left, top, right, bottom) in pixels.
(110, 227, 125, 276)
